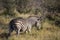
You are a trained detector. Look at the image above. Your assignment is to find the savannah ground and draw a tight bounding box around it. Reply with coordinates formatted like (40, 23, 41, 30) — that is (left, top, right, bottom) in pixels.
(0, 14, 60, 40)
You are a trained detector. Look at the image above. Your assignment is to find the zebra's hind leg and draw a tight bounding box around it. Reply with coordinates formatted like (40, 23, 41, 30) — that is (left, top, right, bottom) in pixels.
(16, 29, 20, 36)
(8, 28, 13, 36)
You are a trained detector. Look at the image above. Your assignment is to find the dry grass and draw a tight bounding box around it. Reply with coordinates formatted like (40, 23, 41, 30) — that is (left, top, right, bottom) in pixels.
(0, 14, 60, 40)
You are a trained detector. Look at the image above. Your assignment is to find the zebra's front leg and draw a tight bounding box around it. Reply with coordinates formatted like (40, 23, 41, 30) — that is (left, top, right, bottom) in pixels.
(28, 26, 32, 34)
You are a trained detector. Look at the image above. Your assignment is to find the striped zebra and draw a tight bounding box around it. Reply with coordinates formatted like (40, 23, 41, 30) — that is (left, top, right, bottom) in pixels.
(8, 16, 42, 36)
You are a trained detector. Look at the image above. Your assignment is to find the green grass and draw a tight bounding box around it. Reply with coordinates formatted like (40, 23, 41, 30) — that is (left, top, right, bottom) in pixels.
(0, 14, 60, 40)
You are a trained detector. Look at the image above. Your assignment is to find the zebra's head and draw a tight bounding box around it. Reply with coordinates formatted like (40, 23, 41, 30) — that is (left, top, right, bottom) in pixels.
(28, 15, 42, 30)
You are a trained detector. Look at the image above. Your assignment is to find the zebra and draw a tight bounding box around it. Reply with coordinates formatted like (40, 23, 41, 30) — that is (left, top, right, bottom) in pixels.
(8, 16, 42, 36)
